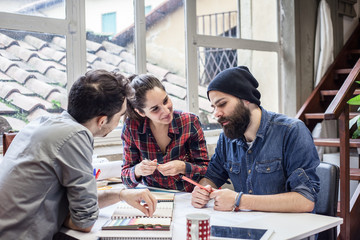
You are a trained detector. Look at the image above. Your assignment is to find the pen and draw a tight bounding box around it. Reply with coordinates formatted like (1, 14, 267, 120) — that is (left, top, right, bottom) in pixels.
(95, 169, 101, 180)
(180, 175, 213, 193)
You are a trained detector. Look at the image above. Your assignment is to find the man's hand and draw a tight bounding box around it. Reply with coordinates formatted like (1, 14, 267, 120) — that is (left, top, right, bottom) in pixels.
(191, 185, 213, 208)
(210, 189, 238, 211)
(134, 159, 158, 179)
(120, 189, 157, 217)
(157, 160, 186, 176)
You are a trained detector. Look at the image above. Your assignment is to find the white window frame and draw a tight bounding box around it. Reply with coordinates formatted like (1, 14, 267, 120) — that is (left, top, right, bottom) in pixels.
(184, 0, 297, 118)
(0, 0, 86, 93)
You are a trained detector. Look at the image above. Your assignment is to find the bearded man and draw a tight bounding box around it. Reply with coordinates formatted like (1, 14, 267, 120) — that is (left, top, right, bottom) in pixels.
(191, 66, 320, 213)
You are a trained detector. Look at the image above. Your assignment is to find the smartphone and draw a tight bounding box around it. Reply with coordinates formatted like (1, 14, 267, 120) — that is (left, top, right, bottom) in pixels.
(210, 225, 273, 240)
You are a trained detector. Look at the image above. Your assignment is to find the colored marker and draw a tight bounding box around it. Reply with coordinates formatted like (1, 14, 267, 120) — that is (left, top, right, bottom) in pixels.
(180, 175, 213, 193)
(95, 169, 101, 180)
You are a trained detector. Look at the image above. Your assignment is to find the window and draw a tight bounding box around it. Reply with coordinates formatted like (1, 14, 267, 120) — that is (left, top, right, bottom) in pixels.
(0, 0, 85, 152)
(184, 0, 280, 130)
(102, 12, 117, 36)
(0, 0, 65, 19)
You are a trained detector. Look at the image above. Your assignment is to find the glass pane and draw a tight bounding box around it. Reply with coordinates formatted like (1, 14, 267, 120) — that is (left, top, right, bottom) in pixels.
(198, 47, 278, 130)
(0, 0, 65, 19)
(0, 29, 67, 135)
(196, 0, 238, 38)
(240, 0, 278, 42)
(237, 49, 279, 112)
(144, 0, 188, 115)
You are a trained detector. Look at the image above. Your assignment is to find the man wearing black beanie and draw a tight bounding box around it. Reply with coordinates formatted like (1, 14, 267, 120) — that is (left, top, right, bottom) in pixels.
(191, 66, 320, 213)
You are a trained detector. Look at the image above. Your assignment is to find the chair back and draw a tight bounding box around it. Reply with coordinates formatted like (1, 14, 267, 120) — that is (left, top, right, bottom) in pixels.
(315, 161, 340, 240)
(2, 132, 17, 156)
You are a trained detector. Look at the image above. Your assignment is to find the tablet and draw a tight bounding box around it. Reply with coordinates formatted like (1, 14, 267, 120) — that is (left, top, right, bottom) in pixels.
(210, 225, 273, 240)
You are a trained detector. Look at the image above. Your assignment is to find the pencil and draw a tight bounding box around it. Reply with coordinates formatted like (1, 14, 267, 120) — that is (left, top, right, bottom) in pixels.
(180, 175, 213, 193)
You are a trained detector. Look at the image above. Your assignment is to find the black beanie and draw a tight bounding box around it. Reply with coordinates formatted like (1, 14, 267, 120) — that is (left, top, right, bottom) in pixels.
(207, 66, 261, 106)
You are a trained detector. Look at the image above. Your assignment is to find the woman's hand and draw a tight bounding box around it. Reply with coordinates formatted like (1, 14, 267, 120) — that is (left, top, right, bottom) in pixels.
(134, 159, 158, 179)
(157, 160, 186, 176)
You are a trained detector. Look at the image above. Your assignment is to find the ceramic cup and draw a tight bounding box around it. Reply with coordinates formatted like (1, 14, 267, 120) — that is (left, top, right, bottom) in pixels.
(186, 213, 210, 240)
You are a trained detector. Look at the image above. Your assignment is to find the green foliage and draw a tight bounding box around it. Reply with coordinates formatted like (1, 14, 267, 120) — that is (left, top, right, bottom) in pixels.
(347, 81, 360, 139)
(51, 100, 61, 109)
(13, 112, 29, 123)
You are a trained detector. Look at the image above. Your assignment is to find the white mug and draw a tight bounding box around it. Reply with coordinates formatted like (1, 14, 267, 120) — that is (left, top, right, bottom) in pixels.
(186, 213, 210, 240)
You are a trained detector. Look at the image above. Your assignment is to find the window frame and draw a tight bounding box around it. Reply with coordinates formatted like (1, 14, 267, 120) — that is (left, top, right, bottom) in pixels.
(0, 0, 297, 150)
(184, 0, 297, 117)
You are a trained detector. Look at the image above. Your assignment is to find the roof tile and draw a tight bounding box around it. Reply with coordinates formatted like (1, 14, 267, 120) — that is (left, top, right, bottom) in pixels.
(0, 102, 17, 115)
(162, 81, 186, 100)
(164, 72, 186, 87)
(119, 51, 135, 64)
(87, 40, 105, 53)
(6, 92, 46, 112)
(147, 63, 169, 80)
(0, 83, 20, 99)
(0, 82, 34, 95)
(102, 41, 125, 55)
(2, 116, 27, 131)
(0, 49, 21, 61)
(0, 55, 18, 72)
(31, 72, 58, 84)
(40, 47, 66, 62)
(27, 57, 54, 74)
(91, 60, 118, 72)
(7, 45, 38, 62)
(0, 33, 19, 48)
(52, 36, 66, 49)
(6, 65, 36, 84)
(96, 50, 123, 66)
(87, 53, 101, 64)
(46, 91, 68, 109)
(45, 68, 67, 86)
(24, 35, 49, 50)
(0, 71, 12, 81)
(24, 78, 60, 99)
(118, 61, 135, 74)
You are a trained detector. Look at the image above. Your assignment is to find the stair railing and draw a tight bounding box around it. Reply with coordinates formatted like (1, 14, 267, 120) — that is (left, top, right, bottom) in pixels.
(323, 59, 360, 240)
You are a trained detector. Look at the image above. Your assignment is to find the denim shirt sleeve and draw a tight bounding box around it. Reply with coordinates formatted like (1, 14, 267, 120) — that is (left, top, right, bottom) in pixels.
(283, 121, 320, 203)
(204, 133, 230, 188)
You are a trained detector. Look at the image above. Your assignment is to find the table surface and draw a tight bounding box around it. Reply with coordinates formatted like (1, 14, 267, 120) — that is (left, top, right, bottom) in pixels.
(61, 187, 343, 240)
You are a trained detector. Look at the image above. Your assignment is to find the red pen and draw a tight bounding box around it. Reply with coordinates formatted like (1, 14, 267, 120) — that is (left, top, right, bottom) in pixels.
(95, 169, 101, 180)
(180, 175, 213, 193)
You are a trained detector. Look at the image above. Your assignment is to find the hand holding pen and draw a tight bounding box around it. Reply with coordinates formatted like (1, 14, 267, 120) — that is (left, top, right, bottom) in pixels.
(134, 158, 158, 179)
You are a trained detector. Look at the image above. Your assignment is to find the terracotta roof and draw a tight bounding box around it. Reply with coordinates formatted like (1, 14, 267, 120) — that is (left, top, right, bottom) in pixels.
(112, 0, 183, 46)
(0, 30, 214, 131)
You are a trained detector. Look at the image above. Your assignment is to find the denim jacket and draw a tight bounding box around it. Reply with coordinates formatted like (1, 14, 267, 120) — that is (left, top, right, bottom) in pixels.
(205, 107, 320, 202)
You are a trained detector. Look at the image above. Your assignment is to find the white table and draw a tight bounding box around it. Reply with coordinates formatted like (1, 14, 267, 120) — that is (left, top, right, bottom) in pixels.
(61, 191, 343, 240)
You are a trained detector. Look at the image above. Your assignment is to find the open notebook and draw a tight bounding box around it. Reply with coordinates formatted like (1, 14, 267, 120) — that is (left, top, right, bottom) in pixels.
(98, 192, 174, 239)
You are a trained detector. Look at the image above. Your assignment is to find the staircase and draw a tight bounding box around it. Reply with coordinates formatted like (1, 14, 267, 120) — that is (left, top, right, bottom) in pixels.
(296, 23, 360, 240)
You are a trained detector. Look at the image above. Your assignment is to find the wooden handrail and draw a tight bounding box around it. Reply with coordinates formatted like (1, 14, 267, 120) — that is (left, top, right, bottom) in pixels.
(324, 59, 360, 120)
(295, 23, 360, 131)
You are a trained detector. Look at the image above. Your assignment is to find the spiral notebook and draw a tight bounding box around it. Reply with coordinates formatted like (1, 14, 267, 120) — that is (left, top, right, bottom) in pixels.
(102, 201, 173, 230)
(99, 192, 174, 239)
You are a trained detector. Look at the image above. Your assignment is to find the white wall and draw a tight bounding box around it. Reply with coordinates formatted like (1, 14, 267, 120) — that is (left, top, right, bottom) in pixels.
(343, 1, 360, 43)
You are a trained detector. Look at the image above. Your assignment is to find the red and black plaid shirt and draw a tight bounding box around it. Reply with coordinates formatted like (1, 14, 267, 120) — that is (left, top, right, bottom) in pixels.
(121, 111, 209, 192)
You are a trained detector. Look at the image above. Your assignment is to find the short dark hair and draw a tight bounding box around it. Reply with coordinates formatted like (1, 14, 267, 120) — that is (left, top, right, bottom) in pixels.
(67, 69, 133, 123)
(126, 74, 166, 121)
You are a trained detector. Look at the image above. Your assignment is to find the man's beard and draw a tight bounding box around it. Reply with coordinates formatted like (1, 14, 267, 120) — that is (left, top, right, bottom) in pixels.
(218, 100, 250, 140)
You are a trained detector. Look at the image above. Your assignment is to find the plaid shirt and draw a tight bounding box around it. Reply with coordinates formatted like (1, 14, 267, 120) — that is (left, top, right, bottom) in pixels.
(121, 110, 209, 192)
